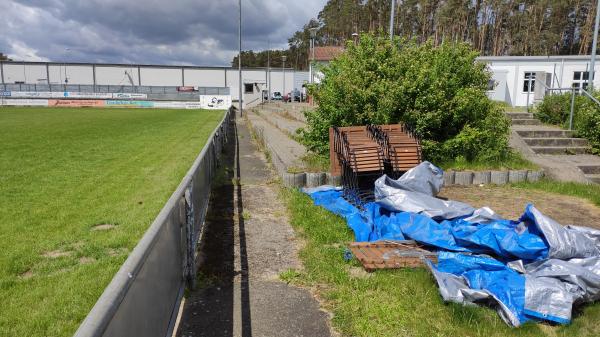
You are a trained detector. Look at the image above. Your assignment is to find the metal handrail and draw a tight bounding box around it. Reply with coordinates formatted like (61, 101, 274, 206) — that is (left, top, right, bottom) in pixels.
(581, 88, 600, 106)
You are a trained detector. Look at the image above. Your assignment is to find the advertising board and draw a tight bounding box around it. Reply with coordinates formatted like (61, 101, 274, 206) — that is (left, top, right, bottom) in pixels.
(62, 92, 113, 99)
(199, 95, 232, 110)
(48, 99, 105, 107)
(105, 100, 154, 108)
(111, 93, 148, 99)
(0, 99, 49, 106)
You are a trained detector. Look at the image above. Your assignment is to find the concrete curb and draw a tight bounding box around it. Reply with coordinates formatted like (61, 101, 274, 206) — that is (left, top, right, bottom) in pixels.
(281, 169, 545, 188)
(247, 118, 546, 188)
(445, 169, 544, 186)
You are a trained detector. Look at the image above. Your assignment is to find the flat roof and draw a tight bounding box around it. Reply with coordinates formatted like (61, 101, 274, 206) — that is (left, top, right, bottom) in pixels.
(0, 60, 296, 71)
(477, 55, 595, 62)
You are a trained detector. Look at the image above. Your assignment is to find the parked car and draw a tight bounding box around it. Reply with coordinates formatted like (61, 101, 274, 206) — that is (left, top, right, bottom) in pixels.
(272, 92, 283, 100)
(291, 89, 301, 102)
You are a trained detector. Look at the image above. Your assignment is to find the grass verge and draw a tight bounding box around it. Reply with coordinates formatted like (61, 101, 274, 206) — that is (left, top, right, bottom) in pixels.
(0, 106, 224, 336)
(511, 179, 600, 207)
(438, 152, 538, 171)
(282, 187, 600, 337)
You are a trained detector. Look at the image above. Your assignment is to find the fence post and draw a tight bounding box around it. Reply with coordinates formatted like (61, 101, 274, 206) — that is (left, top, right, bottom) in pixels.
(569, 87, 576, 131)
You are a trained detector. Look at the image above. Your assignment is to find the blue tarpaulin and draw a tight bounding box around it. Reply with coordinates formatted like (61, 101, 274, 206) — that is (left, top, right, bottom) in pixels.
(303, 162, 600, 326)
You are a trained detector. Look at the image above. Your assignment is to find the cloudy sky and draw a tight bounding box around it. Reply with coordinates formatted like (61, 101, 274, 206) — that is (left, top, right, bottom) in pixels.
(0, 0, 326, 66)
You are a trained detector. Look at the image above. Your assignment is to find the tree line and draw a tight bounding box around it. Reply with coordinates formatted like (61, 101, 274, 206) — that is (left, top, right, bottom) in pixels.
(233, 0, 599, 70)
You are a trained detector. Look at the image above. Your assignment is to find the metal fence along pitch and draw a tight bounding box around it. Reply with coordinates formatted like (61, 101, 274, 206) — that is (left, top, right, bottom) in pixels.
(73, 107, 233, 337)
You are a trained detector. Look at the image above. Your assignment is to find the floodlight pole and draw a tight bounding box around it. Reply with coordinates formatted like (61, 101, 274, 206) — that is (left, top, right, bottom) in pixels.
(590, 0, 600, 90)
(282, 55, 287, 102)
(238, 0, 243, 116)
(309, 27, 318, 84)
(267, 40, 271, 102)
(389, 0, 396, 40)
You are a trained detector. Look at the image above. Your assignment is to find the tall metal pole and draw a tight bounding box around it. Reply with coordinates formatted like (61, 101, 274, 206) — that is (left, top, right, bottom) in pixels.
(238, 0, 243, 116)
(590, 0, 600, 90)
(267, 40, 271, 102)
(309, 27, 318, 84)
(389, 0, 396, 39)
(282, 55, 287, 103)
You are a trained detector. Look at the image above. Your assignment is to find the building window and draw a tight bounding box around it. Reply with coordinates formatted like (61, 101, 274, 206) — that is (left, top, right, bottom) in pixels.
(523, 72, 535, 92)
(244, 83, 253, 94)
(573, 71, 592, 91)
(487, 79, 497, 91)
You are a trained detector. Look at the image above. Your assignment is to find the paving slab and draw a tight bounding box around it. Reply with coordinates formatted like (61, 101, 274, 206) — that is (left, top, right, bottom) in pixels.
(246, 111, 306, 173)
(177, 116, 331, 337)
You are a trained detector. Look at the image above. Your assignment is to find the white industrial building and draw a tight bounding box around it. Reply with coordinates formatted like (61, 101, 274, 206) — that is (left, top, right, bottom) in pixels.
(480, 55, 600, 107)
(3, 55, 599, 108)
(0, 61, 308, 106)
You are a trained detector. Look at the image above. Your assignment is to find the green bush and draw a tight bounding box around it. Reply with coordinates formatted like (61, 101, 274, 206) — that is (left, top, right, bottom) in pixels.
(534, 92, 573, 126)
(575, 98, 600, 154)
(301, 33, 510, 164)
(535, 90, 600, 154)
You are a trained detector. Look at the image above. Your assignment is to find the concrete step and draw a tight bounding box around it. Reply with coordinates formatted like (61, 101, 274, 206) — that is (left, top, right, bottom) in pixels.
(585, 174, 600, 184)
(531, 146, 590, 155)
(511, 119, 542, 125)
(516, 130, 574, 138)
(523, 137, 589, 147)
(506, 112, 534, 119)
(579, 165, 600, 174)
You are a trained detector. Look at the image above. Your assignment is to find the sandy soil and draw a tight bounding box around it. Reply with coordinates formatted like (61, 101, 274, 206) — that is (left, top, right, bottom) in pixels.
(441, 185, 600, 229)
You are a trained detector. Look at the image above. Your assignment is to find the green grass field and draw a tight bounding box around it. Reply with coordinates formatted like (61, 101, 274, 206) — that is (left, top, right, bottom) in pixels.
(0, 107, 224, 336)
(283, 188, 600, 337)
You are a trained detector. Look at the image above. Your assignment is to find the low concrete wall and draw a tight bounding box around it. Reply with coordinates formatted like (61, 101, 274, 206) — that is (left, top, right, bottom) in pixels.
(73, 108, 232, 337)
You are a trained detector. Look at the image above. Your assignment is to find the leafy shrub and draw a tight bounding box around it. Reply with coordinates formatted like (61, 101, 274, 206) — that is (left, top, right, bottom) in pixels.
(575, 98, 600, 154)
(535, 90, 600, 154)
(534, 92, 573, 126)
(301, 33, 510, 164)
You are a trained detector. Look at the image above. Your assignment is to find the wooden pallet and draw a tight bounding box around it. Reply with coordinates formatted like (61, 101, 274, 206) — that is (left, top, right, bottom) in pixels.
(349, 241, 437, 272)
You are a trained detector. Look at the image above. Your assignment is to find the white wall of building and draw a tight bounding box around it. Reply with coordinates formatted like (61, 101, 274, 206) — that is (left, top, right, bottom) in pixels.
(481, 56, 600, 107)
(0, 61, 307, 102)
(184, 68, 225, 87)
(94, 65, 140, 86)
(140, 67, 182, 86)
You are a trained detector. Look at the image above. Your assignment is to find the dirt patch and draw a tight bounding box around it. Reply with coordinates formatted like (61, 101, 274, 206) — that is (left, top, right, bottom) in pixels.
(79, 257, 96, 264)
(107, 247, 128, 257)
(347, 266, 371, 279)
(42, 250, 72, 258)
(440, 185, 600, 229)
(91, 223, 116, 231)
(19, 269, 34, 279)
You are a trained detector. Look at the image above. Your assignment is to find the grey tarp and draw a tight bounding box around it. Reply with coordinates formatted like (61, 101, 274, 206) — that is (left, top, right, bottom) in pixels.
(374, 161, 475, 219)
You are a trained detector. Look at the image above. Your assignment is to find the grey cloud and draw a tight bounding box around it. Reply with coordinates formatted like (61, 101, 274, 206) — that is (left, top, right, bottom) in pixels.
(1, 0, 326, 65)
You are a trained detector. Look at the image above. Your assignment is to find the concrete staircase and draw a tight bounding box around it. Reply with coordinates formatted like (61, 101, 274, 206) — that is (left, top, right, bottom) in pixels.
(506, 112, 590, 155)
(506, 112, 542, 126)
(579, 166, 600, 184)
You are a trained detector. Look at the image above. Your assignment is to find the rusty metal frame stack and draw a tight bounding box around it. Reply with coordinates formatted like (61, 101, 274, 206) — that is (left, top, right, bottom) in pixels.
(330, 123, 422, 205)
(333, 126, 385, 205)
(370, 124, 422, 179)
